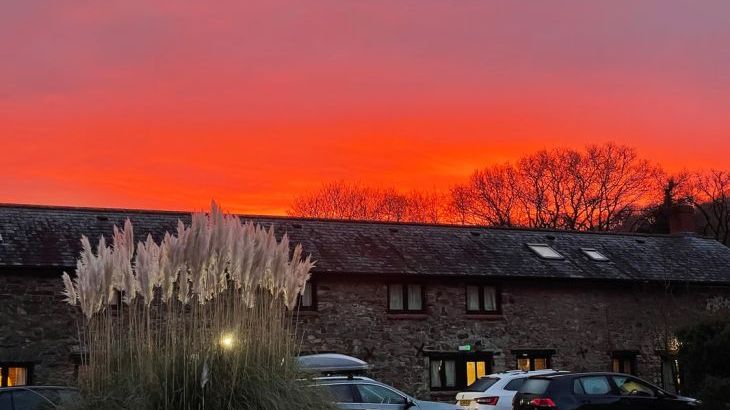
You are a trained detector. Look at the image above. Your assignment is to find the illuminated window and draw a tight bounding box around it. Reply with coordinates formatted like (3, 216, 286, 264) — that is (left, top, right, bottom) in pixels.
(582, 248, 609, 261)
(388, 283, 423, 312)
(526, 244, 564, 259)
(429, 353, 492, 391)
(465, 285, 500, 313)
(513, 350, 554, 371)
(296, 281, 316, 311)
(0, 365, 30, 387)
(611, 351, 637, 375)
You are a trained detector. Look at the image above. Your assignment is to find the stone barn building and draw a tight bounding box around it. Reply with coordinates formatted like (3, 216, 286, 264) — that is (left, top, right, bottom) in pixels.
(1, 203, 729, 399)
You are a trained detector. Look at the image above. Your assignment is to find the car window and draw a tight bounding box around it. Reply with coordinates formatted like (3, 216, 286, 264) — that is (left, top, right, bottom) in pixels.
(574, 376, 612, 396)
(356, 384, 407, 404)
(0, 391, 12, 409)
(612, 376, 655, 397)
(504, 378, 526, 391)
(12, 390, 56, 410)
(466, 377, 500, 392)
(520, 379, 550, 394)
(326, 384, 355, 403)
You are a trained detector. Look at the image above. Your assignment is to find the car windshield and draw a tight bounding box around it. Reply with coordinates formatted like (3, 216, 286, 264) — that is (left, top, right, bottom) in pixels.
(466, 377, 499, 392)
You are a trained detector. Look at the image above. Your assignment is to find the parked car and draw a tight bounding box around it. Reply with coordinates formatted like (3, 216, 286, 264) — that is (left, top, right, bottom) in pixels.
(315, 375, 459, 410)
(0, 386, 79, 410)
(300, 353, 458, 409)
(512, 372, 701, 409)
(455, 369, 563, 410)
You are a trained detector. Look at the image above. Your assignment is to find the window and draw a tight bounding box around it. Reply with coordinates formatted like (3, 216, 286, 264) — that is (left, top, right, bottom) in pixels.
(513, 350, 554, 371)
(325, 384, 355, 403)
(465, 285, 499, 313)
(504, 378, 527, 391)
(465, 377, 499, 392)
(612, 376, 656, 397)
(573, 376, 612, 395)
(582, 248, 609, 261)
(526, 243, 564, 259)
(356, 384, 407, 404)
(0, 364, 30, 387)
(611, 351, 637, 375)
(429, 353, 492, 391)
(297, 281, 316, 311)
(388, 284, 423, 312)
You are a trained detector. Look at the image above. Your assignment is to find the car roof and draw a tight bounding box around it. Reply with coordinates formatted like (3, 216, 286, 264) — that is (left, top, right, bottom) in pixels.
(0, 386, 78, 392)
(530, 372, 635, 379)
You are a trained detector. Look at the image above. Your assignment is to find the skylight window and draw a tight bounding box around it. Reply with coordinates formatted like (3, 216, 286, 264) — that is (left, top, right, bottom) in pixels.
(526, 243, 564, 259)
(582, 248, 609, 261)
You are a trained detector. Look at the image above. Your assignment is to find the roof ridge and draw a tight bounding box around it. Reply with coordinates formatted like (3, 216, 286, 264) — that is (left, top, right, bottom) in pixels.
(0, 201, 709, 239)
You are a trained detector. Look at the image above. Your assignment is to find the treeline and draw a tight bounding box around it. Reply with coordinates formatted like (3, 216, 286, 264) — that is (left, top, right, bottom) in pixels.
(287, 143, 730, 245)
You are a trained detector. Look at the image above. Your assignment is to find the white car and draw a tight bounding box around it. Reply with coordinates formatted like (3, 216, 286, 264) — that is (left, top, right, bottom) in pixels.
(455, 370, 562, 410)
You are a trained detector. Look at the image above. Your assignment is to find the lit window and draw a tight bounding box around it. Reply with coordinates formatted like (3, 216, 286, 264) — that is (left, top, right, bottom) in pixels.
(513, 350, 554, 371)
(582, 248, 609, 261)
(296, 282, 316, 311)
(0, 365, 30, 387)
(611, 351, 637, 375)
(388, 284, 423, 312)
(429, 353, 492, 391)
(465, 285, 499, 313)
(526, 243, 564, 259)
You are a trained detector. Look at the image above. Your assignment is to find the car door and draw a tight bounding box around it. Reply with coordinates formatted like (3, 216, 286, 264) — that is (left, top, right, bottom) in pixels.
(572, 375, 625, 410)
(354, 383, 410, 410)
(610, 376, 660, 410)
(323, 383, 362, 410)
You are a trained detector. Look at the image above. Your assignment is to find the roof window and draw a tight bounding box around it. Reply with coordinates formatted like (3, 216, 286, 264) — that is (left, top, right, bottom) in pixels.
(526, 243, 564, 259)
(582, 248, 609, 261)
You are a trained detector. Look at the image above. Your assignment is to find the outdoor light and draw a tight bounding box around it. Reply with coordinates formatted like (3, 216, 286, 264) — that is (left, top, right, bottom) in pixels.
(220, 334, 235, 350)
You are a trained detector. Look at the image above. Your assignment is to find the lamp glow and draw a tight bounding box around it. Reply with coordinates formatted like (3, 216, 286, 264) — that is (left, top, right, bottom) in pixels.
(220, 334, 235, 350)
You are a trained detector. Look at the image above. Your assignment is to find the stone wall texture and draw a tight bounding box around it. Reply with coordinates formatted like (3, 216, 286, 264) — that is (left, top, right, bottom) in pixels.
(2, 270, 730, 400)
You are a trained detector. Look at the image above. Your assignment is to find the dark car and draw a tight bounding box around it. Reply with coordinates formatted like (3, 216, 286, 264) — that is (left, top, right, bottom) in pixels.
(512, 372, 701, 409)
(0, 386, 79, 410)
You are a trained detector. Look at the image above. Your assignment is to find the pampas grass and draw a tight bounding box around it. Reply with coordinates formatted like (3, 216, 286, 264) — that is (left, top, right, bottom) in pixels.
(61, 202, 334, 410)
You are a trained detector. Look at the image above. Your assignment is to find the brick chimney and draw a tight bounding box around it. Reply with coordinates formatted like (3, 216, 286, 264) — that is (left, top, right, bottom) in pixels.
(669, 204, 696, 235)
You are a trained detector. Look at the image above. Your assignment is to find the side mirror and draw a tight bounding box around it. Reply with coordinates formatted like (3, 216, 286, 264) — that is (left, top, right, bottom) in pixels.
(405, 398, 416, 408)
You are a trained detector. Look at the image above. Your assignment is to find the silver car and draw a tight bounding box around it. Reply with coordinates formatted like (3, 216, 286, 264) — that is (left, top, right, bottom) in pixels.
(315, 376, 459, 410)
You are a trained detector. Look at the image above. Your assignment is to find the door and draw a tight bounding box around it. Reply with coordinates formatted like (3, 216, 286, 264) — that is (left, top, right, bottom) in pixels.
(353, 383, 410, 410)
(572, 375, 624, 410)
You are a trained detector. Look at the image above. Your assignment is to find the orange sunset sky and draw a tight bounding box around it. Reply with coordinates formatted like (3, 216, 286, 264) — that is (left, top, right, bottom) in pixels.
(2, 1, 729, 214)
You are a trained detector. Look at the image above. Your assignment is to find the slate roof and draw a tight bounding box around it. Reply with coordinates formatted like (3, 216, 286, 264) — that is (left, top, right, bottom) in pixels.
(1, 203, 729, 284)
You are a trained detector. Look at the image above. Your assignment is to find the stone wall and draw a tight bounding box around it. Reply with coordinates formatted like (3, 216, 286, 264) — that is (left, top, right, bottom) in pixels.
(2, 269, 729, 400)
(295, 275, 730, 399)
(0, 270, 79, 385)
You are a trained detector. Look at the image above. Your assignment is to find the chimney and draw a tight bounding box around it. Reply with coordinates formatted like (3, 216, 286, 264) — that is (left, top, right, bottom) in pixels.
(669, 204, 696, 235)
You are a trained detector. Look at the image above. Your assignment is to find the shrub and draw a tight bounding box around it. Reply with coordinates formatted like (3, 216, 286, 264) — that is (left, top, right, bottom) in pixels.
(676, 319, 730, 409)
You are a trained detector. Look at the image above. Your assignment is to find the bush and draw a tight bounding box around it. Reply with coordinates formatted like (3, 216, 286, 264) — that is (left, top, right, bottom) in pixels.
(676, 319, 730, 409)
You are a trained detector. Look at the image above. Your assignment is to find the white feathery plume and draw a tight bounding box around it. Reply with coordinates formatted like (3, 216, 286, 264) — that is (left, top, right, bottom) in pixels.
(61, 271, 78, 305)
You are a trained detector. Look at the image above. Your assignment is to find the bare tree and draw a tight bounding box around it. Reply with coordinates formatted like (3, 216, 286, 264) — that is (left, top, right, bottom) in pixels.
(288, 181, 446, 223)
(690, 170, 730, 245)
(452, 143, 661, 231)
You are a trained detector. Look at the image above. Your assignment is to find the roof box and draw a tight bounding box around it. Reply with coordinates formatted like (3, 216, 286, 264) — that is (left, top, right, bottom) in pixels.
(297, 353, 371, 374)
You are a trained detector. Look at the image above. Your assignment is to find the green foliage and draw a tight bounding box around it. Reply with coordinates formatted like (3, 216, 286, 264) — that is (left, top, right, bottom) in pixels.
(676, 319, 730, 408)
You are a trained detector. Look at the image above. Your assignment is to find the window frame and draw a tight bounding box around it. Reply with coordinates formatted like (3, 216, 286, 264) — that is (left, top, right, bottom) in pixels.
(296, 280, 317, 311)
(428, 352, 493, 392)
(512, 349, 555, 371)
(0, 363, 33, 387)
(387, 283, 426, 313)
(464, 284, 501, 314)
